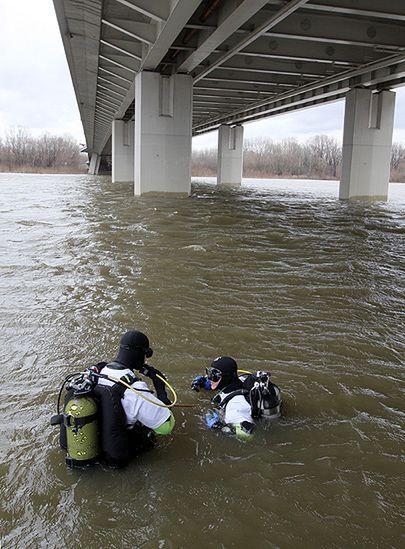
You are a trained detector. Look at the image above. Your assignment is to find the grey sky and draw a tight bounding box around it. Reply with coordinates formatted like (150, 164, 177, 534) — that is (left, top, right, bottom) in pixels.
(2, 0, 405, 149)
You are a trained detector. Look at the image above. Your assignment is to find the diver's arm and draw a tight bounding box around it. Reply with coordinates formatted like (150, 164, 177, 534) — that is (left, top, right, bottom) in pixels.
(139, 364, 171, 404)
(153, 412, 175, 435)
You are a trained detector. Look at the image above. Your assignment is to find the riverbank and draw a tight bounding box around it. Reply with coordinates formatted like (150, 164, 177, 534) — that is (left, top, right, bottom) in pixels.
(192, 168, 340, 180)
(0, 163, 87, 174)
(192, 168, 405, 182)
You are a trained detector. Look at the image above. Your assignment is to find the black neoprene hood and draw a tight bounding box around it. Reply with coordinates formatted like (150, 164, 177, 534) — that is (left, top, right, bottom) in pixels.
(120, 330, 150, 350)
(116, 330, 151, 370)
(211, 356, 237, 375)
(211, 356, 238, 389)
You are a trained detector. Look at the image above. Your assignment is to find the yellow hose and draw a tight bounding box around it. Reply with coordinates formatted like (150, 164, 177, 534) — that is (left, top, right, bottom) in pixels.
(156, 373, 178, 406)
(104, 372, 177, 408)
(238, 369, 252, 375)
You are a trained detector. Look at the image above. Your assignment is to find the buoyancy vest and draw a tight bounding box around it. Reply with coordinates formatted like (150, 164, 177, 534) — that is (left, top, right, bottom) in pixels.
(213, 373, 282, 419)
(93, 382, 129, 465)
(213, 387, 246, 409)
(95, 363, 156, 465)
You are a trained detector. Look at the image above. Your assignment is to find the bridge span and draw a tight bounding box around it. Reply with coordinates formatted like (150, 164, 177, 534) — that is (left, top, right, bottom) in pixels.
(53, 0, 405, 199)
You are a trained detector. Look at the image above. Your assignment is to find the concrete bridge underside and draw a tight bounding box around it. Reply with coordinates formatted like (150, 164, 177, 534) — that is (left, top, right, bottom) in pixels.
(53, 0, 405, 199)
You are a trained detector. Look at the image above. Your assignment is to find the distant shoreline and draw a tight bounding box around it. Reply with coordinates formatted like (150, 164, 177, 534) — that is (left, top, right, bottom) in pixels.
(192, 171, 339, 181)
(1, 168, 403, 183)
(0, 165, 87, 175)
(192, 172, 405, 183)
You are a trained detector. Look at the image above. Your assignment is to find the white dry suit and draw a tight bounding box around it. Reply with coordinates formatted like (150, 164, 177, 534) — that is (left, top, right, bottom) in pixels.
(98, 363, 171, 430)
(211, 374, 282, 441)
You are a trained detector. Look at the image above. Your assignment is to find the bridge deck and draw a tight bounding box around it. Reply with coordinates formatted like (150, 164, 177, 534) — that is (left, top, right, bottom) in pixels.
(53, 0, 405, 155)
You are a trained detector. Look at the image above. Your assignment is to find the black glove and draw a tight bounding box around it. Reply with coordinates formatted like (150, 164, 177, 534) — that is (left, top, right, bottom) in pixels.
(138, 364, 166, 379)
(140, 364, 171, 405)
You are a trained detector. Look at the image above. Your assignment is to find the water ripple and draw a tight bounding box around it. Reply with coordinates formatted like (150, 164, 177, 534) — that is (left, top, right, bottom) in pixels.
(0, 174, 404, 548)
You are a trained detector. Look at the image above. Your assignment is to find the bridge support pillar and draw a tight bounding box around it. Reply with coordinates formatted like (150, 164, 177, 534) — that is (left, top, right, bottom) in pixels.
(340, 88, 395, 200)
(217, 125, 244, 186)
(134, 72, 192, 195)
(88, 153, 100, 175)
(112, 120, 134, 183)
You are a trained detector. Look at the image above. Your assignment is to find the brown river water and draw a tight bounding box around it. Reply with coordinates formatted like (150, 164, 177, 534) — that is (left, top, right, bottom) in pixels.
(0, 173, 404, 548)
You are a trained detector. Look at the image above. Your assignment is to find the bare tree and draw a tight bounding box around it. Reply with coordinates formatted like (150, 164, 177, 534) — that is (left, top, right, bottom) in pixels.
(193, 135, 345, 179)
(0, 127, 85, 172)
(391, 142, 405, 170)
(2, 127, 31, 168)
(307, 135, 341, 178)
(192, 147, 217, 176)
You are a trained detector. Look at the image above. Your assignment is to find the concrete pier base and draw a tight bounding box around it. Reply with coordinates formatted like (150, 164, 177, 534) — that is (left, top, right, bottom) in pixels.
(134, 72, 193, 195)
(112, 120, 134, 183)
(88, 153, 100, 175)
(217, 125, 244, 186)
(340, 88, 395, 200)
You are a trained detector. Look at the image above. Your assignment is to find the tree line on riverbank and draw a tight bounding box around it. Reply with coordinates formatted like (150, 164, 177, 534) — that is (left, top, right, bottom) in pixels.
(1, 127, 405, 181)
(0, 127, 87, 173)
(192, 135, 405, 182)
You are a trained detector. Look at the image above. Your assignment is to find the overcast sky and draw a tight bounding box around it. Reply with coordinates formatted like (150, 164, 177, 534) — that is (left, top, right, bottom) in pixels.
(2, 0, 405, 150)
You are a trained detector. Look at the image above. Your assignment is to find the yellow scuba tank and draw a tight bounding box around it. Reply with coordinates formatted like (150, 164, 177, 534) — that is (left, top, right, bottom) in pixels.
(51, 372, 100, 468)
(64, 392, 99, 467)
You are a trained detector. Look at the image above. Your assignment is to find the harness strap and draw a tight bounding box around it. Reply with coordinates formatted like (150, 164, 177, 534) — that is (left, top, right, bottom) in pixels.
(63, 412, 98, 429)
(119, 372, 140, 385)
(215, 389, 249, 410)
(112, 382, 127, 398)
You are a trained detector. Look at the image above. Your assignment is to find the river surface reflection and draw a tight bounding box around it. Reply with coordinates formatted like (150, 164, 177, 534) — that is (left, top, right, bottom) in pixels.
(0, 173, 404, 548)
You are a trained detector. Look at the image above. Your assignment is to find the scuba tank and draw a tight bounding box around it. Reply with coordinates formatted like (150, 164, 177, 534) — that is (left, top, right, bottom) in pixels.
(217, 371, 282, 419)
(51, 370, 100, 468)
(246, 371, 282, 418)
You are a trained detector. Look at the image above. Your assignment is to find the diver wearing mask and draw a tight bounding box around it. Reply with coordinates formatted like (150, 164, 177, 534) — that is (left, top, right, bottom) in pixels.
(191, 356, 282, 441)
(95, 330, 175, 464)
(54, 330, 175, 468)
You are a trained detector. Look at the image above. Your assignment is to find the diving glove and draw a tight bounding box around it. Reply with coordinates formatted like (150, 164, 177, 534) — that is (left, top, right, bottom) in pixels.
(140, 364, 171, 405)
(204, 410, 222, 429)
(139, 364, 166, 379)
(191, 375, 211, 392)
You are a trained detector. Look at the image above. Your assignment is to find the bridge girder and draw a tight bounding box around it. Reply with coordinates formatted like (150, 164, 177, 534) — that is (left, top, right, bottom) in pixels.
(53, 0, 405, 155)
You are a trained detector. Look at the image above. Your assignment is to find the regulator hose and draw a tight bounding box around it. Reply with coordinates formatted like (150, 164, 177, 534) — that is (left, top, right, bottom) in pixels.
(56, 372, 83, 414)
(113, 372, 178, 408)
(82, 370, 178, 408)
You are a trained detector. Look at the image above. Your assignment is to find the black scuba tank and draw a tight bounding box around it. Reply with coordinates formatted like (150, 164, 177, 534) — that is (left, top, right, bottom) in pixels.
(243, 371, 282, 418)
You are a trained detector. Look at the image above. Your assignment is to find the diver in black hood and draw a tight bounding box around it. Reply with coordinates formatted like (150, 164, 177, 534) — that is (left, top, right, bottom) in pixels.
(55, 330, 175, 468)
(106, 329, 172, 405)
(114, 331, 168, 399)
(115, 329, 152, 369)
(191, 356, 282, 441)
(95, 330, 175, 463)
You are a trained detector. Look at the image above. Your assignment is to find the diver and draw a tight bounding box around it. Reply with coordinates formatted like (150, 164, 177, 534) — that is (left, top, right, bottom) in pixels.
(191, 356, 282, 441)
(97, 329, 175, 437)
(53, 330, 175, 467)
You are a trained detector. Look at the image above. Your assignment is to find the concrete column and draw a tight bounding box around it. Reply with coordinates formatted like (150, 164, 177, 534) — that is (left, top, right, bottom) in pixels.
(88, 153, 100, 175)
(340, 88, 395, 199)
(112, 120, 134, 183)
(217, 124, 244, 186)
(134, 71, 192, 195)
